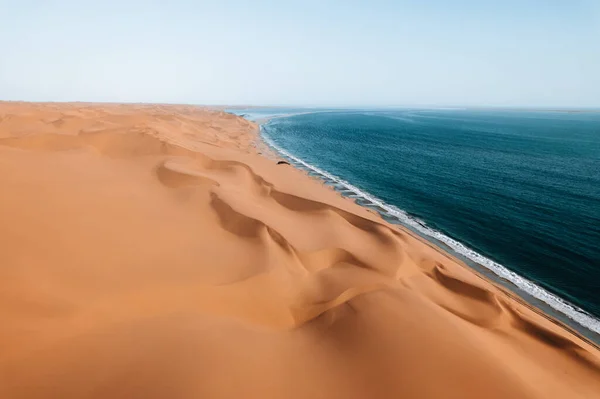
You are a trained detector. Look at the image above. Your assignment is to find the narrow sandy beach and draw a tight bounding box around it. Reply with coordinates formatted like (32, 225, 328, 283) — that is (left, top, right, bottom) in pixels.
(0, 102, 599, 399)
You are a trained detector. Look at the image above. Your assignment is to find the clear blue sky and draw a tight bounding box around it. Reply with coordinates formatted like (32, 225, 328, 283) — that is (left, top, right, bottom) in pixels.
(1, 0, 598, 107)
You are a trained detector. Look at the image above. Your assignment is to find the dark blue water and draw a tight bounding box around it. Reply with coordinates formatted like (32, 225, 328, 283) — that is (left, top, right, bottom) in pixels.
(230, 108, 600, 336)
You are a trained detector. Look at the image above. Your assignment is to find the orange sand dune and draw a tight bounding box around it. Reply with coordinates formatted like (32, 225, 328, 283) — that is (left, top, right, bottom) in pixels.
(0, 102, 598, 399)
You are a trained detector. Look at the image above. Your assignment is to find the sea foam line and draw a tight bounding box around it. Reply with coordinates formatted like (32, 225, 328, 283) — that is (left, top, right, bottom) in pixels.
(260, 124, 600, 336)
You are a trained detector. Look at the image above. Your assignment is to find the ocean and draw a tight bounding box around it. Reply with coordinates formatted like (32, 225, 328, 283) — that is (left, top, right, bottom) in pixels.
(229, 108, 600, 340)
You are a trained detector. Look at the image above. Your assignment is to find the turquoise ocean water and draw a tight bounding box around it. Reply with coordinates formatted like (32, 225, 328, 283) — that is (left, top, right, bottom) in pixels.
(230, 108, 600, 341)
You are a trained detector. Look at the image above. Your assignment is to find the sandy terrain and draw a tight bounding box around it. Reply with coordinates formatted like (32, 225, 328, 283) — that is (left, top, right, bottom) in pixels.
(0, 102, 599, 398)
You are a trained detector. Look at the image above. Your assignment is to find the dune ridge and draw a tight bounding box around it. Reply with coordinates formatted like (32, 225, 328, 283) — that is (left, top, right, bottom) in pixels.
(0, 102, 598, 398)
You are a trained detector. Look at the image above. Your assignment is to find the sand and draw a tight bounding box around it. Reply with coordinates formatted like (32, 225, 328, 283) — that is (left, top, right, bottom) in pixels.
(0, 102, 598, 399)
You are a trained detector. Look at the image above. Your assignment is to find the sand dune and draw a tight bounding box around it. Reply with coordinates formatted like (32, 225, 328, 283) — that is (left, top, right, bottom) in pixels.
(0, 102, 598, 398)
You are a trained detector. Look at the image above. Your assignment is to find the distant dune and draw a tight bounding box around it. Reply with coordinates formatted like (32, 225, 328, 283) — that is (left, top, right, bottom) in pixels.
(0, 102, 598, 398)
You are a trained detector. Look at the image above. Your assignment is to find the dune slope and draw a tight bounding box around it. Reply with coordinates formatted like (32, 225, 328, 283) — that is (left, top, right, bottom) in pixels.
(0, 102, 599, 399)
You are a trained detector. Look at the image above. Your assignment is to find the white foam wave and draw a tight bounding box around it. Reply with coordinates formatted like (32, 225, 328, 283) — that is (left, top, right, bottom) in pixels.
(260, 125, 600, 336)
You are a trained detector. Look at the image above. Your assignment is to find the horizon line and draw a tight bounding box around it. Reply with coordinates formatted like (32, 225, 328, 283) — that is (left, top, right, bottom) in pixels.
(1, 99, 599, 111)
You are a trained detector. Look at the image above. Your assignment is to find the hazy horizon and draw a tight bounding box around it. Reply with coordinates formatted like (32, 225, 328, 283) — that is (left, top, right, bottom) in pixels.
(3, 101, 597, 111)
(1, 0, 599, 107)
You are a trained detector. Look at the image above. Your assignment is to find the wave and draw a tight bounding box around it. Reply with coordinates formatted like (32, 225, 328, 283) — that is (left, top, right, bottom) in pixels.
(260, 123, 600, 336)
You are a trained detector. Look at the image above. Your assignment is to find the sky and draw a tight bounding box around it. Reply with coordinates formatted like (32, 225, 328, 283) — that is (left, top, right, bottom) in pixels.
(0, 0, 599, 107)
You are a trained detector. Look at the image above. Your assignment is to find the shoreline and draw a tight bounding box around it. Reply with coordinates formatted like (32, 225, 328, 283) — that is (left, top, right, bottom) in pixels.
(253, 114, 600, 346)
(1, 102, 599, 398)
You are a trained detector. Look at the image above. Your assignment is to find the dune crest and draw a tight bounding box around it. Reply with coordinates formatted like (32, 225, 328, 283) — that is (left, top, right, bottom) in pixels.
(0, 102, 598, 399)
